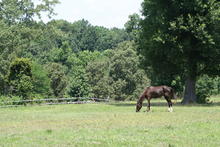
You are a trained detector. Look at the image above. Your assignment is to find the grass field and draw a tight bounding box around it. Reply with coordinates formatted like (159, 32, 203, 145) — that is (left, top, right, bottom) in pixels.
(1, 98, 220, 147)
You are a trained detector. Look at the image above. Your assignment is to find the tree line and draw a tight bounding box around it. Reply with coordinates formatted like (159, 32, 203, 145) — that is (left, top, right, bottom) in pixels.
(0, 0, 219, 104)
(0, 0, 149, 103)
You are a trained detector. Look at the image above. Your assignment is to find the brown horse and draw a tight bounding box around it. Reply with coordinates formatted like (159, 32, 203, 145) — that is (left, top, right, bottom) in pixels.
(136, 86, 177, 112)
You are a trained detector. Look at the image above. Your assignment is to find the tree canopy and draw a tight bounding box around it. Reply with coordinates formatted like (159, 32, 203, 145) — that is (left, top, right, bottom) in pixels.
(139, 0, 220, 103)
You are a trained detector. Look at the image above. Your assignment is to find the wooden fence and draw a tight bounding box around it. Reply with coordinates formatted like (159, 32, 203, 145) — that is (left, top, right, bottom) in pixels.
(0, 97, 110, 108)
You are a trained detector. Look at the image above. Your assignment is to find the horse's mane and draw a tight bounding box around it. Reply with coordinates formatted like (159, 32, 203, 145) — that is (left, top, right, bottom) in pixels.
(138, 87, 150, 102)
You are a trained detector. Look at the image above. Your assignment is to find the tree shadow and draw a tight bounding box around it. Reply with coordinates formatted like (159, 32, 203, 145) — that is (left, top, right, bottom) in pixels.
(109, 101, 182, 107)
(109, 100, 220, 107)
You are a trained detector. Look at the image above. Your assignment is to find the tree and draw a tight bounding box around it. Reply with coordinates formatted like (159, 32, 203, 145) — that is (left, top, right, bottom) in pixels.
(139, 0, 220, 104)
(31, 62, 51, 97)
(109, 41, 150, 100)
(0, 0, 59, 95)
(0, 0, 59, 59)
(45, 63, 67, 97)
(124, 13, 141, 41)
(86, 59, 112, 99)
(7, 58, 33, 99)
(48, 19, 130, 52)
(66, 51, 101, 97)
(93, 26, 130, 51)
(0, 0, 59, 25)
(196, 75, 216, 103)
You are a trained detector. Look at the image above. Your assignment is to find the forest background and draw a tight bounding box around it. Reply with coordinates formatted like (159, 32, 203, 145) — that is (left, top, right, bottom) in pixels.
(0, 0, 219, 104)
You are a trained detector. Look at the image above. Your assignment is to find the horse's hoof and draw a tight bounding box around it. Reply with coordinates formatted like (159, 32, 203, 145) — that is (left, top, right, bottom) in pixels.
(168, 107, 173, 112)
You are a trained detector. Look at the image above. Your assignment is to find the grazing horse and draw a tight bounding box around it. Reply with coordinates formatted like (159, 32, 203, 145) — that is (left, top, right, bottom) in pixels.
(136, 86, 177, 112)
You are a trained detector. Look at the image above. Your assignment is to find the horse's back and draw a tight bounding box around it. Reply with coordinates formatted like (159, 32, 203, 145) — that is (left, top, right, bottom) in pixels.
(145, 86, 165, 98)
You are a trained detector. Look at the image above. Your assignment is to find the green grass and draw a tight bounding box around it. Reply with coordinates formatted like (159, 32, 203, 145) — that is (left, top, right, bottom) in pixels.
(1, 98, 220, 147)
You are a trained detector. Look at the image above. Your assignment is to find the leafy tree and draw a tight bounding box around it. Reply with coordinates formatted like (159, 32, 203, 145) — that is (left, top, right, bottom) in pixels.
(7, 58, 33, 99)
(66, 51, 101, 97)
(71, 19, 99, 51)
(139, 0, 220, 103)
(196, 75, 220, 103)
(67, 64, 91, 97)
(212, 77, 220, 95)
(48, 19, 130, 52)
(50, 41, 72, 65)
(196, 75, 215, 103)
(124, 13, 141, 41)
(109, 41, 150, 100)
(45, 63, 67, 97)
(21, 22, 68, 63)
(0, 0, 59, 96)
(31, 62, 51, 97)
(0, 0, 59, 25)
(0, 0, 59, 57)
(93, 26, 127, 51)
(67, 75, 91, 97)
(86, 59, 112, 99)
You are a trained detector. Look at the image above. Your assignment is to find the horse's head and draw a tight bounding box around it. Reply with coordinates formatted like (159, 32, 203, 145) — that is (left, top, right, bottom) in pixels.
(136, 101, 143, 112)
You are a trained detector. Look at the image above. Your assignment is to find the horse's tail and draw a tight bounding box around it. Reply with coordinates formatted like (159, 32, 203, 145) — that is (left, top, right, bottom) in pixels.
(162, 86, 177, 99)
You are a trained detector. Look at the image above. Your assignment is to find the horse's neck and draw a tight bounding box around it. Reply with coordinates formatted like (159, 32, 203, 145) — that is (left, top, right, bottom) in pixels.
(138, 96, 145, 103)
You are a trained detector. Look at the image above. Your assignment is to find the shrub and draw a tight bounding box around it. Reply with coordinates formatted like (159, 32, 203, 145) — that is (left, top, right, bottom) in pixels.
(0, 95, 22, 106)
(8, 58, 33, 99)
(196, 75, 215, 103)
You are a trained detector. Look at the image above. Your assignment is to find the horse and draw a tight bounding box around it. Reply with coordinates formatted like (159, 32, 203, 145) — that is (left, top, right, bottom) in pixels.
(136, 86, 177, 112)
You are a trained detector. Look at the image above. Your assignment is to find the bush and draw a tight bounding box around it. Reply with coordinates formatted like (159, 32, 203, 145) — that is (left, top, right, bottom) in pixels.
(32, 62, 51, 97)
(0, 95, 22, 106)
(8, 58, 33, 99)
(196, 75, 215, 103)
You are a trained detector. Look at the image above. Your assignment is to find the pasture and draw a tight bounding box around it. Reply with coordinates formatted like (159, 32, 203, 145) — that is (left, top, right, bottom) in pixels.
(1, 98, 220, 147)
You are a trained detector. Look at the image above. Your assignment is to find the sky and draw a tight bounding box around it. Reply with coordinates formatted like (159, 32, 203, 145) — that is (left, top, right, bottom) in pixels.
(43, 0, 143, 28)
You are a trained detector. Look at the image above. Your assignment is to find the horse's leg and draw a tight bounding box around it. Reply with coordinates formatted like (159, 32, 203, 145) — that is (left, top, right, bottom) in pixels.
(147, 98, 151, 112)
(169, 99, 173, 112)
(165, 97, 173, 112)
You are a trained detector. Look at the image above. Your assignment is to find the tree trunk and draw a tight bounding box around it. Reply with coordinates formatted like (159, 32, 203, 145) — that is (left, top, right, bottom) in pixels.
(182, 76, 197, 104)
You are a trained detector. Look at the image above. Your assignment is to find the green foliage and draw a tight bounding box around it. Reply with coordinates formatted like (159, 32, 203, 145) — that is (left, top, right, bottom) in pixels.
(67, 76, 91, 97)
(109, 41, 150, 100)
(0, 0, 59, 25)
(0, 0, 60, 61)
(124, 13, 141, 41)
(82, 41, 150, 100)
(45, 63, 67, 97)
(0, 0, 219, 102)
(8, 58, 32, 80)
(31, 62, 51, 97)
(0, 0, 138, 100)
(0, 95, 22, 106)
(48, 19, 130, 52)
(7, 58, 33, 99)
(196, 75, 220, 103)
(212, 77, 220, 95)
(139, 0, 220, 103)
(66, 41, 150, 100)
(86, 59, 112, 99)
(67, 51, 102, 97)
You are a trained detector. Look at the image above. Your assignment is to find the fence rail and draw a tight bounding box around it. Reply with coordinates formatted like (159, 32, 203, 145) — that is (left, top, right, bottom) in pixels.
(0, 97, 110, 108)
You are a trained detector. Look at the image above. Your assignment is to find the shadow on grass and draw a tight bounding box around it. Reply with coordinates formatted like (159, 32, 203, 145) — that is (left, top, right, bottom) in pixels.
(109, 100, 220, 107)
